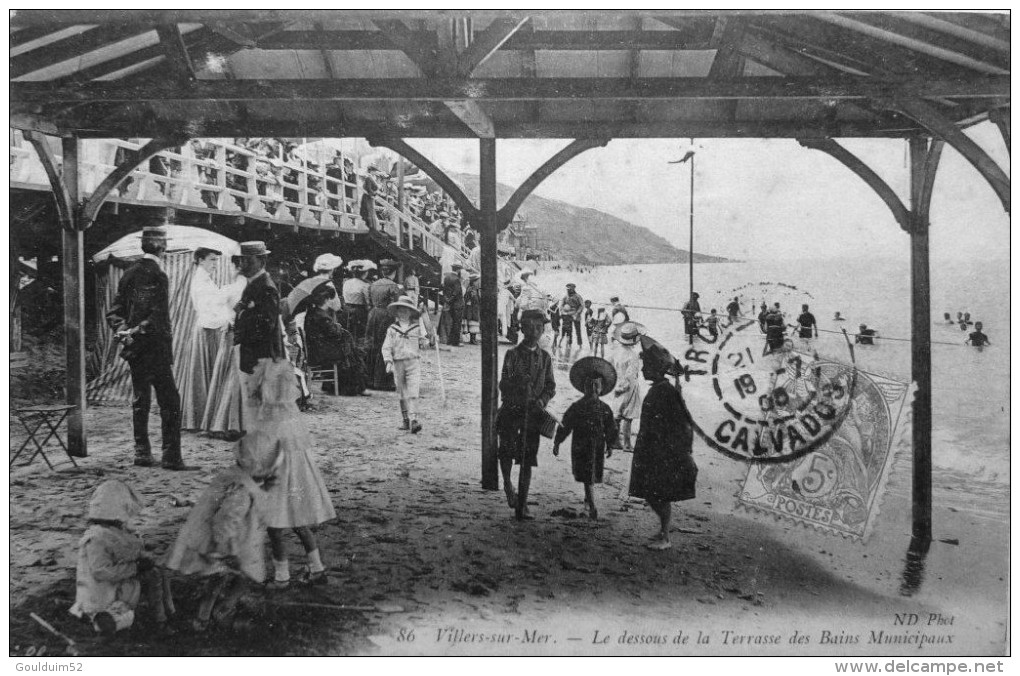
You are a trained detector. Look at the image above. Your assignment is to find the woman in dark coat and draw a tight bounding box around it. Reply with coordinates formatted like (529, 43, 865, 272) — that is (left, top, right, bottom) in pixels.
(553, 357, 618, 520)
(363, 260, 402, 391)
(303, 283, 367, 396)
(628, 338, 697, 550)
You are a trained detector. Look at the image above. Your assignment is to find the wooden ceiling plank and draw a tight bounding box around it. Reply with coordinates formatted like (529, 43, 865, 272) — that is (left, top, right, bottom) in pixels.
(811, 11, 1009, 75)
(887, 12, 1010, 55)
(11, 24, 152, 79)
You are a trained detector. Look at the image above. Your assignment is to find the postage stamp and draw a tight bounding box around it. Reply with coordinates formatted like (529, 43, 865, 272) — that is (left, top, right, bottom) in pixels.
(736, 369, 914, 541)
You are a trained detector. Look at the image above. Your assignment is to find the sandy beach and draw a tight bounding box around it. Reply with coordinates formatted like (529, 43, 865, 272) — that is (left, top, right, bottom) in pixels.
(9, 334, 1007, 657)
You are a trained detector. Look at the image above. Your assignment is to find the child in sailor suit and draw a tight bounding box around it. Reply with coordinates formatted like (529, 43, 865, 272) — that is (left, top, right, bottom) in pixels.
(382, 296, 436, 433)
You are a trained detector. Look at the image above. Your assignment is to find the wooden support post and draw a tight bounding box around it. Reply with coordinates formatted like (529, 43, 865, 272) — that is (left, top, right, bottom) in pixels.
(62, 137, 87, 457)
(479, 138, 500, 490)
(907, 137, 941, 553)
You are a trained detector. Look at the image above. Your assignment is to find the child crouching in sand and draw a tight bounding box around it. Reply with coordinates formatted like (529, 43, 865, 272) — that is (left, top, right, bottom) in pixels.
(163, 445, 280, 632)
(553, 357, 618, 520)
(382, 295, 436, 434)
(70, 480, 176, 636)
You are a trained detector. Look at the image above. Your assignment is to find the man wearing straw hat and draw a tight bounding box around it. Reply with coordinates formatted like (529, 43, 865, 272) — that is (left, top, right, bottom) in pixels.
(234, 241, 285, 409)
(107, 226, 192, 471)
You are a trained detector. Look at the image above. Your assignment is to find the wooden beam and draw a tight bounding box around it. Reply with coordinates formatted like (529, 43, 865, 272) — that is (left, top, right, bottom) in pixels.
(255, 28, 715, 52)
(367, 137, 479, 220)
(478, 137, 500, 491)
(374, 19, 439, 76)
(13, 75, 1009, 104)
(444, 100, 496, 138)
(853, 12, 1009, 69)
(797, 138, 911, 232)
(23, 131, 74, 228)
(456, 16, 530, 76)
(988, 107, 1010, 154)
(207, 22, 257, 47)
(155, 24, 197, 81)
(497, 139, 609, 229)
(81, 136, 190, 228)
(708, 18, 747, 121)
(60, 137, 88, 458)
(810, 11, 1009, 75)
(909, 12, 1010, 48)
(917, 138, 944, 224)
(708, 18, 747, 78)
(10, 24, 150, 79)
(22, 115, 929, 140)
(892, 98, 1010, 212)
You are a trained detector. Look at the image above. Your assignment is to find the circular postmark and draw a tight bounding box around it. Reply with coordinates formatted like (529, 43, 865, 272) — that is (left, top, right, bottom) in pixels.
(678, 287, 856, 464)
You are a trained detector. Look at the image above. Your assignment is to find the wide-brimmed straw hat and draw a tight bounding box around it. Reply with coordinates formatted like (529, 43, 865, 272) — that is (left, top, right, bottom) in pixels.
(313, 253, 343, 272)
(379, 258, 399, 269)
(388, 295, 420, 316)
(569, 356, 617, 396)
(613, 321, 646, 345)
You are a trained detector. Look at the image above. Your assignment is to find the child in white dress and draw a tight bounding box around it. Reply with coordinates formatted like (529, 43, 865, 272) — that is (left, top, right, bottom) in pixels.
(248, 359, 337, 589)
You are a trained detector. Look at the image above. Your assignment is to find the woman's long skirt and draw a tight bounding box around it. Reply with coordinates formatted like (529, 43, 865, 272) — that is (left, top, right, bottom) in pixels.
(180, 326, 222, 430)
(201, 331, 244, 437)
(364, 307, 396, 391)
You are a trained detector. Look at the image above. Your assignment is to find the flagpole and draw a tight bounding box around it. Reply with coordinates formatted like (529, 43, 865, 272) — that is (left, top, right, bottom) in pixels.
(689, 149, 695, 303)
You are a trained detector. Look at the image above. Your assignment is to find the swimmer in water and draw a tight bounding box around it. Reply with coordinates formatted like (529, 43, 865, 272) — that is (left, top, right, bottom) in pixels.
(943, 312, 953, 324)
(966, 322, 990, 348)
(833, 311, 845, 322)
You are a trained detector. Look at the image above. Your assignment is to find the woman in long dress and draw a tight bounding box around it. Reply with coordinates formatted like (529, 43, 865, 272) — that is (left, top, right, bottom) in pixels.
(181, 248, 231, 430)
(202, 257, 248, 439)
(363, 261, 402, 391)
(628, 338, 698, 551)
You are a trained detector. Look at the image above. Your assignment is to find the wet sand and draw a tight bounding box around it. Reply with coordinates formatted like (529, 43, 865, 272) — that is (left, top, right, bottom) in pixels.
(9, 342, 1008, 656)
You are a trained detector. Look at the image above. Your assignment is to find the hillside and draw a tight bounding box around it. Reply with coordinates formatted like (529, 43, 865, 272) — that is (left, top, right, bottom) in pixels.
(449, 173, 729, 266)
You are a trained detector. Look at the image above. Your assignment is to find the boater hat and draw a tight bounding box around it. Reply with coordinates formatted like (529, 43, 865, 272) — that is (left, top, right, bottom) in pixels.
(240, 241, 271, 256)
(141, 226, 167, 238)
(613, 321, 646, 345)
(569, 356, 617, 396)
(379, 258, 399, 270)
(388, 295, 420, 317)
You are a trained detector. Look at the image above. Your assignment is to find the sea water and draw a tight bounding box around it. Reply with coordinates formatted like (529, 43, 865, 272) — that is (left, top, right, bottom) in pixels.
(536, 257, 1009, 519)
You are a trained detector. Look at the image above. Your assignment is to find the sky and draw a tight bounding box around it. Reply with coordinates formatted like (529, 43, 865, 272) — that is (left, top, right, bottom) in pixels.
(402, 123, 1009, 262)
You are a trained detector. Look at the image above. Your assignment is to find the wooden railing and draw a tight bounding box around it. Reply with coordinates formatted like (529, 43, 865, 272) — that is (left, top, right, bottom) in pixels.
(9, 132, 460, 262)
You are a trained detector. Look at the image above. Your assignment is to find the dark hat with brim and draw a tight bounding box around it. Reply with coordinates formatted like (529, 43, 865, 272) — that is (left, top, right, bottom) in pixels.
(613, 321, 646, 346)
(378, 258, 399, 269)
(240, 241, 271, 256)
(569, 356, 617, 396)
(639, 334, 680, 376)
(519, 309, 549, 324)
(142, 226, 167, 238)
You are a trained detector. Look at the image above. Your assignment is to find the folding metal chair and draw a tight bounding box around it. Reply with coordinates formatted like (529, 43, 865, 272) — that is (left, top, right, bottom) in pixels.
(11, 404, 78, 470)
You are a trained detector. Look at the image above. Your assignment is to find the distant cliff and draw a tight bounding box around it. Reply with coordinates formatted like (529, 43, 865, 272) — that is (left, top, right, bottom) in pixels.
(451, 173, 729, 266)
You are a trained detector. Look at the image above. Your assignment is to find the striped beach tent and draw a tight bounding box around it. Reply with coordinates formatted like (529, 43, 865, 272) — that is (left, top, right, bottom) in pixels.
(87, 226, 240, 404)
